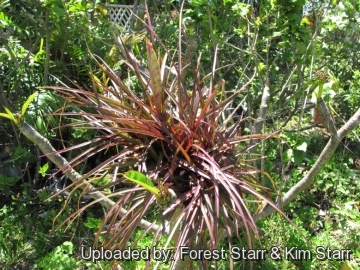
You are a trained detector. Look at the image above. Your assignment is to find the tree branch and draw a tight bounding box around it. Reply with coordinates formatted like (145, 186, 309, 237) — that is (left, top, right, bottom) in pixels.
(250, 81, 270, 145)
(18, 122, 159, 232)
(254, 108, 360, 221)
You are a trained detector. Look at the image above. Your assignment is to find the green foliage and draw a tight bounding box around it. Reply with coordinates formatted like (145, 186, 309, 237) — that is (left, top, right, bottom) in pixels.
(38, 163, 49, 177)
(84, 217, 103, 230)
(1, 0, 360, 269)
(0, 174, 19, 196)
(34, 241, 81, 270)
(281, 132, 310, 166)
(0, 203, 61, 267)
(11, 146, 33, 163)
(121, 229, 172, 270)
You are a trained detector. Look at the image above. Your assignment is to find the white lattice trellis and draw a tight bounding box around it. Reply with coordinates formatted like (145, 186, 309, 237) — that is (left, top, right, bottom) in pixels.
(107, 4, 135, 30)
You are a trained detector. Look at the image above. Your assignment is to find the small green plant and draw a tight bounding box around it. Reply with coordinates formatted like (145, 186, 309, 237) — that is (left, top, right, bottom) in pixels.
(0, 91, 38, 125)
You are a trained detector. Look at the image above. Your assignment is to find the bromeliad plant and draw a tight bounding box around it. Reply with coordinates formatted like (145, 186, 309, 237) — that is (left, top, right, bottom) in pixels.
(47, 32, 281, 269)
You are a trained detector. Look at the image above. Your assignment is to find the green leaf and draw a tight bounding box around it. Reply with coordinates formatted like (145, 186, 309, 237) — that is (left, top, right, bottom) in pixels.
(301, 17, 311, 26)
(38, 190, 48, 201)
(231, 3, 250, 17)
(258, 62, 266, 72)
(124, 170, 160, 199)
(0, 10, 11, 25)
(337, 186, 347, 195)
(60, 241, 74, 253)
(38, 163, 49, 177)
(72, 128, 84, 139)
(51, 6, 65, 16)
(282, 149, 293, 164)
(312, 84, 324, 100)
(0, 112, 14, 121)
(21, 91, 38, 116)
(84, 217, 103, 229)
(296, 141, 307, 152)
(293, 150, 306, 166)
(272, 31, 282, 37)
(1, 107, 18, 124)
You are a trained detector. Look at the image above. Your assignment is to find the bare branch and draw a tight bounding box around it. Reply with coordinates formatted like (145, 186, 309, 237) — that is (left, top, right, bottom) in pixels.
(18, 122, 159, 232)
(255, 108, 360, 221)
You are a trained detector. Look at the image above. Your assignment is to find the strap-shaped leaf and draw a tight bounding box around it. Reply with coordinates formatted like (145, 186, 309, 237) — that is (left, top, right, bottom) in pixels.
(2, 107, 18, 125)
(124, 170, 160, 200)
(21, 91, 39, 116)
(0, 113, 14, 121)
(146, 39, 163, 113)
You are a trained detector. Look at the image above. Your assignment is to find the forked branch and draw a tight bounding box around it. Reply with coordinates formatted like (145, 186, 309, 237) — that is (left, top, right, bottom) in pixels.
(255, 108, 360, 220)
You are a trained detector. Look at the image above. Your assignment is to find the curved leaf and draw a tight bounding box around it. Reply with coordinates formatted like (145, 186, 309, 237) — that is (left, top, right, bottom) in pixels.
(146, 39, 164, 113)
(21, 91, 39, 116)
(0, 112, 14, 121)
(124, 170, 160, 199)
(2, 107, 18, 125)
